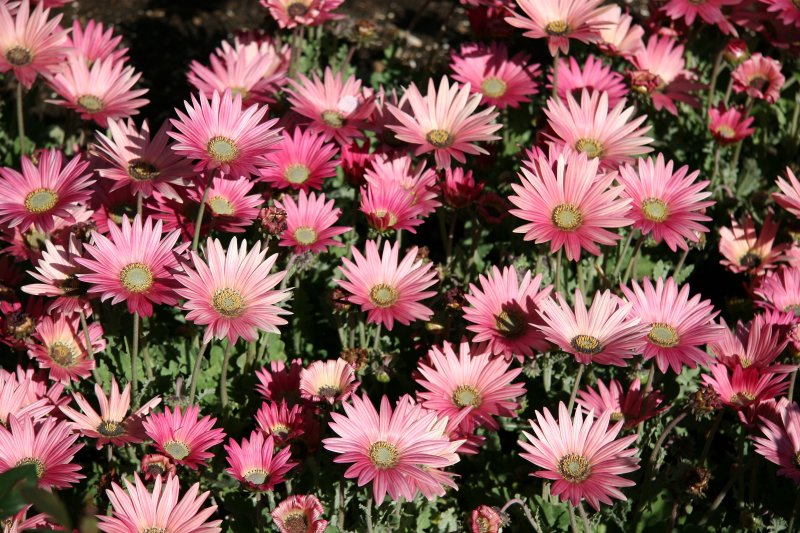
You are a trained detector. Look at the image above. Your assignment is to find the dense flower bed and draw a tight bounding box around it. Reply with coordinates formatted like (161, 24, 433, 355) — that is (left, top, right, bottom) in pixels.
(0, 0, 799, 531)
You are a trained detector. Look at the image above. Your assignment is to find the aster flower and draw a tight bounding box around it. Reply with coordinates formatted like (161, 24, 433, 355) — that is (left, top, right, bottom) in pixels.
(224, 34, 290, 92)
(518, 402, 640, 510)
(509, 145, 632, 261)
(621, 277, 720, 374)
(255, 358, 303, 403)
(0, 374, 52, 426)
(141, 454, 176, 481)
(174, 237, 291, 344)
(193, 175, 263, 234)
(442, 166, 484, 209)
(538, 289, 647, 367)
(592, 5, 645, 57)
(629, 35, 704, 116)
(225, 431, 296, 491)
(719, 213, 784, 276)
(470, 505, 503, 533)
(708, 105, 756, 145)
(286, 67, 375, 144)
(46, 55, 149, 127)
(450, 42, 540, 109)
(337, 240, 437, 330)
(753, 401, 800, 482)
(169, 89, 281, 177)
(0, 415, 83, 490)
(577, 378, 666, 429)
(774, 167, 800, 218)
(261, 0, 344, 29)
(0, 149, 93, 233)
(504, 0, 610, 56)
(549, 55, 627, 107)
(65, 19, 128, 65)
(761, 0, 800, 28)
(462, 266, 552, 360)
(544, 90, 653, 169)
(0, 0, 66, 88)
(662, 0, 740, 35)
(255, 400, 305, 444)
(387, 76, 501, 169)
(731, 53, 785, 103)
(28, 312, 104, 383)
(143, 404, 226, 469)
(271, 495, 328, 533)
(98, 474, 221, 533)
(323, 394, 462, 505)
(274, 191, 349, 254)
(92, 118, 194, 199)
(416, 340, 526, 433)
(755, 267, 800, 315)
(617, 153, 713, 252)
(258, 128, 338, 190)
(710, 315, 792, 372)
(22, 236, 92, 316)
(77, 215, 182, 317)
(702, 363, 788, 409)
(299, 358, 359, 405)
(60, 378, 161, 449)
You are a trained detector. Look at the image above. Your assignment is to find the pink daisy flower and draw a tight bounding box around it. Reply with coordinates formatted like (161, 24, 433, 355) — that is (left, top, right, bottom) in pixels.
(774, 167, 800, 218)
(708, 104, 756, 145)
(65, 19, 128, 65)
(337, 240, 437, 330)
(141, 454, 177, 481)
(509, 145, 632, 261)
(0, 415, 83, 490)
(442, 166, 484, 209)
(0, 374, 53, 427)
(592, 5, 645, 57)
(169, 89, 281, 178)
(22, 236, 92, 316)
(46, 55, 149, 127)
(761, 0, 800, 28)
(621, 277, 720, 374)
(76, 215, 182, 317)
(29, 313, 104, 383)
(753, 401, 800, 482)
(544, 89, 653, 169)
(518, 402, 640, 510)
(143, 404, 225, 469)
(710, 315, 792, 373)
(470, 505, 503, 533)
(387, 76, 501, 169)
(255, 358, 303, 403)
(462, 265, 552, 359)
(617, 153, 713, 252)
(60, 378, 161, 449)
(0, 0, 66, 88)
(504, 0, 610, 56)
(274, 191, 349, 254)
(755, 267, 800, 315)
(450, 42, 540, 109)
(259, 128, 338, 191)
(719, 213, 784, 276)
(576, 378, 666, 429)
(416, 340, 526, 433)
(271, 495, 328, 533)
(255, 400, 305, 444)
(220, 33, 290, 95)
(286, 67, 375, 144)
(538, 289, 647, 367)
(0, 149, 93, 233)
(323, 394, 462, 505)
(702, 363, 788, 409)
(731, 53, 785, 103)
(299, 358, 359, 405)
(661, 0, 740, 35)
(261, 0, 344, 29)
(549, 55, 627, 107)
(98, 474, 221, 533)
(191, 175, 263, 234)
(174, 237, 291, 344)
(225, 431, 296, 491)
(92, 118, 194, 199)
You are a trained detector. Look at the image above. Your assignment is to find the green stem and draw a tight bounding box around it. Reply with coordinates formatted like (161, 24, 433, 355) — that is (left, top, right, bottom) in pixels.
(568, 506, 580, 533)
(136, 191, 143, 217)
(705, 49, 724, 119)
(555, 249, 564, 295)
(372, 323, 382, 353)
(130, 312, 140, 406)
(365, 495, 374, 533)
(636, 412, 688, 519)
(709, 144, 722, 192)
(613, 231, 635, 280)
(500, 499, 542, 533)
(578, 503, 592, 533)
(622, 235, 643, 285)
(220, 340, 234, 409)
(699, 411, 723, 466)
(673, 247, 690, 280)
(188, 340, 210, 404)
(16, 82, 26, 156)
(636, 363, 656, 441)
(336, 479, 346, 530)
(191, 182, 211, 252)
(567, 364, 585, 412)
(551, 50, 560, 100)
(78, 309, 95, 361)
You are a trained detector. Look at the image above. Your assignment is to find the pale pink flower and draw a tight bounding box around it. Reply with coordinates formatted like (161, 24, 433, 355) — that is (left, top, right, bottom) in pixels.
(258, 128, 338, 190)
(261, 0, 344, 29)
(65, 19, 128, 65)
(755, 267, 800, 315)
(22, 236, 92, 316)
(0, 0, 66, 88)
(143, 404, 226, 469)
(719, 213, 784, 276)
(225, 431, 296, 491)
(549, 55, 628, 107)
(710, 315, 792, 373)
(274, 191, 349, 254)
(592, 5, 645, 57)
(774, 167, 800, 218)
(662, 0, 741, 35)
(761, 0, 800, 28)
(28, 313, 104, 383)
(194, 175, 263, 234)
(576, 378, 666, 429)
(299, 358, 359, 405)
(753, 401, 800, 482)
(732, 53, 785, 103)
(271, 495, 328, 533)
(0, 374, 52, 426)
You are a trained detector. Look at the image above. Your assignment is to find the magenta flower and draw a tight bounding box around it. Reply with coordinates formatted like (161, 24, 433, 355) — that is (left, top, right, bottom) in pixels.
(549, 55, 628, 107)
(708, 105, 756, 145)
(143, 404, 226, 469)
(22, 236, 92, 317)
(774, 167, 800, 218)
(577, 378, 666, 429)
(753, 401, 800, 482)
(271, 494, 328, 533)
(275, 191, 349, 254)
(225, 431, 297, 491)
(258, 128, 339, 191)
(261, 0, 344, 29)
(28, 313, 104, 383)
(65, 19, 128, 65)
(661, 0, 740, 35)
(732, 53, 785, 103)
(0, 0, 66, 88)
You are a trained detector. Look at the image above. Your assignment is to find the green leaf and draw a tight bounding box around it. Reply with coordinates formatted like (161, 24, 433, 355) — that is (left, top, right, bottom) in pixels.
(0, 464, 38, 519)
(19, 486, 73, 530)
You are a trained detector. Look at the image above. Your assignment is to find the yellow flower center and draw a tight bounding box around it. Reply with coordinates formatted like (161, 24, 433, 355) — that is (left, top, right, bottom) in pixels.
(610, 411, 624, 422)
(164, 440, 190, 460)
(715, 125, 736, 139)
(648, 323, 680, 348)
(207, 136, 239, 163)
(5, 46, 33, 66)
(230, 86, 248, 100)
(570, 334, 602, 355)
(212, 288, 246, 318)
(77, 95, 105, 112)
(207, 195, 235, 216)
(127, 160, 160, 181)
(283, 511, 308, 533)
(270, 423, 290, 437)
(368, 440, 399, 469)
(321, 110, 344, 128)
(575, 138, 604, 158)
(243, 468, 269, 485)
(641, 198, 670, 223)
(24, 188, 59, 214)
(452, 384, 482, 408)
(426, 129, 454, 148)
(49, 341, 77, 367)
(545, 20, 570, 36)
(143, 528, 166, 533)
(293, 227, 318, 245)
(730, 391, 756, 405)
(97, 420, 126, 437)
(119, 263, 154, 293)
(557, 453, 591, 483)
(551, 203, 583, 231)
(481, 76, 507, 98)
(317, 385, 341, 400)
(284, 163, 311, 184)
(369, 283, 398, 308)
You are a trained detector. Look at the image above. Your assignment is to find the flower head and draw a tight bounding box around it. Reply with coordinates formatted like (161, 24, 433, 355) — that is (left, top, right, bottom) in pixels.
(550, 55, 627, 107)
(22, 236, 92, 316)
(774, 167, 800, 218)
(732, 53, 785, 103)
(225, 431, 296, 491)
(753, 401, 800, 482)
(143, 404, 226, 469)
(271, 495, 328, 533)
(592, 5, 644, 57)
(28, 313, 104, 383)
(577, 378, 666, 429)
(255, 359, 303, 404)
(719, 213, 784, 276)
(761, 0, 800, 28)
(258, 128, 338, 190)
(702, 363, 788, 410)
(299, 358, 359, 405)
(0, 0, 66, 88)
(255, 400, 305, 444)
(65, 19, 128, 65)
(661, 0, 740, 35)
(275, 191, 349, 254)
(710, 314, 792, 373)
(708, 105, 756, 145)
(261, 0, 344, 29)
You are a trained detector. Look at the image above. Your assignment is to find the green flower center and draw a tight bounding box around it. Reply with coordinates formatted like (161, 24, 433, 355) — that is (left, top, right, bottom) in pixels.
(24, 188, 59, 214)
(207, 195, 235, 216)
(284, 163, 311, 184)
(207, 136, 239, 163)
(321, 110, 344, 128)
(575, 138, 604, 158)
(648, 323, 680, 348)
(212, 288, 246, 318)
(243, 468, 269, 485)
(369, 283, 398, 308)
(452, 384, 482, 408)
(641, 198, 669, 222)
(293, 226, 318, 245)
(551, 203, 583, 231)
(426, 129, 454, 148)
(120, 263, 154, 293)
(368, 440, 399, 469)
(77, 95, 105, 112)
(481, 77, 507, 98)
(557, 453, 590, 483)
(164, 440, 190, 460)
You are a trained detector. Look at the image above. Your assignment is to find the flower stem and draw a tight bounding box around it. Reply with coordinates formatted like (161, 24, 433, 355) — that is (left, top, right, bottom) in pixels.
(501, 498, 542, 532)
(699, 411, 723, 465)
(578, 503, 592, 533)
(613, 231, 635, 281)
(636, 363, 656, 441)
(220, 339, 234, 409)
(705, 49, 724, 120)
(673, 247, 690, 280)
(191, 181, 211, 252)
(622, 234, 643, 285)
(365, 495, 374, 533)
(130, 312, 140, 405)
(79, 309, 102, 382)
(336, 479, 346, 530)
(188, 340, 210, 403)
(636, 411, 688, 519)
(551, 50, 560, 100)
(16, 82, 26, 156)
(136, 191, 143, 217)
(372, 323, 382, 353)
(568, 505, 580, 533)
(555, 249, 563, 295)
(567, 364, 585, 412)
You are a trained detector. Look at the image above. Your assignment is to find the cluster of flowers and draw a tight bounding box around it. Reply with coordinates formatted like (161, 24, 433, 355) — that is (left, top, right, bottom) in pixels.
(0, 0, 797, 531)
